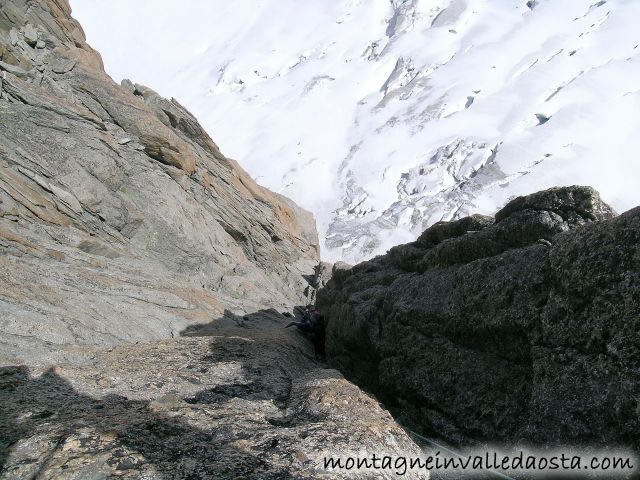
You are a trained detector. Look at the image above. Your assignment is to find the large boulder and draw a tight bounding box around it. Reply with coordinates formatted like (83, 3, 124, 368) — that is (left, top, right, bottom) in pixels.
(318, 186, 640, 448)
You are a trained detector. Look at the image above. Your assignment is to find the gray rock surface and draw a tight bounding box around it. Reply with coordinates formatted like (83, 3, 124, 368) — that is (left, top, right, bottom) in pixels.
(0, 2, 426, 477)
(0, 0, 321, 365)
(1, 310, 425, 479)
(318, 186, 640, 449)
(304, 261, 333, 306)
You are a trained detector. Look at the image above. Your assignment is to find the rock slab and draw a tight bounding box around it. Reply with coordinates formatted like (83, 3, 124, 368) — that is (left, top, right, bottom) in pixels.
(1, 311, 425, 479)
(0, 0, 320, 365)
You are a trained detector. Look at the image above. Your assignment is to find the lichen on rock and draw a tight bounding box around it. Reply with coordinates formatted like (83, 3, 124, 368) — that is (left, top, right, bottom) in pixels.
(318, 186, 640, 449)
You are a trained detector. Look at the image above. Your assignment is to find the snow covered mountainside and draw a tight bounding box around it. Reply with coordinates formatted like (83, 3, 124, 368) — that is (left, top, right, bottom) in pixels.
(71, 0, 640, 262)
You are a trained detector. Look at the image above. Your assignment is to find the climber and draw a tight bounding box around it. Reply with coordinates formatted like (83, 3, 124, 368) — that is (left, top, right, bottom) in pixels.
(284, 308, 322, 334)
(285, 307, 325, 357)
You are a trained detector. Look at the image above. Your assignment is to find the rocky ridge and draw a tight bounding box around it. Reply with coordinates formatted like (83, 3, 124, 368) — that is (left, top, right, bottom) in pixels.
(318, 186, 640, 449)
(0, 0, 322, 365)
(0, 1, 424, 478)
(72, 0, 640, 263)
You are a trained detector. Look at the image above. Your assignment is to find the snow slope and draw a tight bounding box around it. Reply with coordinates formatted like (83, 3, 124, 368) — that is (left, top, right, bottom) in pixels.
(71, 0, 640, 262)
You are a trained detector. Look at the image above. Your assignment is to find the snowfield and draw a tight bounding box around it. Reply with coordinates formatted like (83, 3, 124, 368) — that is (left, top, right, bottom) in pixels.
(71, 0, 640, 262)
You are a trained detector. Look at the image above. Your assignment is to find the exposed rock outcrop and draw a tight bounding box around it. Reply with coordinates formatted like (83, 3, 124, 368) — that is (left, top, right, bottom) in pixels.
(0, 2, 425, 477)
(0, 0, 321, 364)
(318, 186, 640, 449)
(1, 310, 425, 479)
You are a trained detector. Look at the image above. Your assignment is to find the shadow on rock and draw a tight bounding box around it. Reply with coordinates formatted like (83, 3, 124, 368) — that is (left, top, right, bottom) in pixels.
(1, 308, 423, 479)
(0, 365, 300, 479)
(0, 309, 315, 478)
(181, 307, 326, 360)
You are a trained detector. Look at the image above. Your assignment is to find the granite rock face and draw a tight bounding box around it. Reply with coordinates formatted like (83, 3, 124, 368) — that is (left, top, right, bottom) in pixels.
(0, 0, 321, 365)
(318, 186, 640, 448)
(0, 2, 427, 477)
(1, 310, 425, 479)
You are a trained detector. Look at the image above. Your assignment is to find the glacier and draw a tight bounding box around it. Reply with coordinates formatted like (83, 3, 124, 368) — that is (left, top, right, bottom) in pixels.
(71, 0, 640, 262)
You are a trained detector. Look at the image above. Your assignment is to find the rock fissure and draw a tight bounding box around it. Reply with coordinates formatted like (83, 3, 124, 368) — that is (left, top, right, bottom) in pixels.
(0, 2, 425, 477)
(2, 0, 639, 476)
